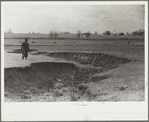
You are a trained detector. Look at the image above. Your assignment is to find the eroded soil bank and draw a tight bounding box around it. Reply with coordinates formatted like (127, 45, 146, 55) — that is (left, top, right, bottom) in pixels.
(48, 52, 131, 69)
(5, 52, 144, 102)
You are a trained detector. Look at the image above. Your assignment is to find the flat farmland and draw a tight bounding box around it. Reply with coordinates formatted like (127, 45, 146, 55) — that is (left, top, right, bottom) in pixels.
(4, 38, 144, 58)
(4, 34, 145, 102)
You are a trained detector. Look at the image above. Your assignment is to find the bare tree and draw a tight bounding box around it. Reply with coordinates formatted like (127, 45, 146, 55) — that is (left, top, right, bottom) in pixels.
(131, 29, 144, 36)
(126, 32, 129, 36)
(103, 31, 111, 35)
(49, 31, 54, 39)
(54, 31, 59, 39)
(85, 31, 91, 39)
(119, 32, 124, 36)
(76, 30, 81, 39)
(94, 31, 98, 36)
(49, 31, 59, 39)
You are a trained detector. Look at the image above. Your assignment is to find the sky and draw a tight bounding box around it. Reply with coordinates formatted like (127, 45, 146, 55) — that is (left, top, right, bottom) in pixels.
(3, 2, 145, 34)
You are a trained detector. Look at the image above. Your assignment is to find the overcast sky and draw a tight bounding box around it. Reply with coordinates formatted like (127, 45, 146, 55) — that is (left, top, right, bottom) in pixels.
(3, 2, 145, 34)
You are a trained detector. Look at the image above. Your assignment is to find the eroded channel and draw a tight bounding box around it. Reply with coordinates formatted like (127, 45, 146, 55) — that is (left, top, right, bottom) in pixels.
(5, 52, 131, 101)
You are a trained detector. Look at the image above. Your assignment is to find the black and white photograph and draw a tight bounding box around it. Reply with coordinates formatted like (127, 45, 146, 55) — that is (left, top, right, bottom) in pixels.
(1, 1, 148, 121)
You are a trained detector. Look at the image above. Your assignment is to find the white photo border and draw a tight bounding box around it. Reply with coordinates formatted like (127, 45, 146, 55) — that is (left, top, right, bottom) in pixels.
(1, 1, 148, 121)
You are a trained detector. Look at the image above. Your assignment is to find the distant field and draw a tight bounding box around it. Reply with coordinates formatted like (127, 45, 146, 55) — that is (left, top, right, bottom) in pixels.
(4, 33, 144, 58)
(4, 33, 144, 40)
(4, 38, 144, 46)
(5, 41, 144, 58)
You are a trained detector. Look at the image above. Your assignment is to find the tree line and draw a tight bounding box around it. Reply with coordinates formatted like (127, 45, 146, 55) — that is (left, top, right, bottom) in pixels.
(49, 29, 144, 39)
(5, 28, 144, 39)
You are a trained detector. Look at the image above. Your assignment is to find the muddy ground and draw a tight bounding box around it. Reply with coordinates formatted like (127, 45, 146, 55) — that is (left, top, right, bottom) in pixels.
(4, 42, 145, 102)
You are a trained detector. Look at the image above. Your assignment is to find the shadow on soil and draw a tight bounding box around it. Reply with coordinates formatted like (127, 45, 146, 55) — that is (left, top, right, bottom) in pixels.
(5, 52, 132, 101)
(7, 49, 38, 53)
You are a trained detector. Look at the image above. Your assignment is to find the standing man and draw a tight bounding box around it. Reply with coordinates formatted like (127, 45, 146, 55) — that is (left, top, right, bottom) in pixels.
(21, 38, 29, 60)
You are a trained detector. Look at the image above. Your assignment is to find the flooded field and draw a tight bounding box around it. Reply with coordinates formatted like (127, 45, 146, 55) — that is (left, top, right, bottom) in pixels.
(4, 38, 145, 102)
(4, 38, 144, 46)
(5, 38, 144, 56)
